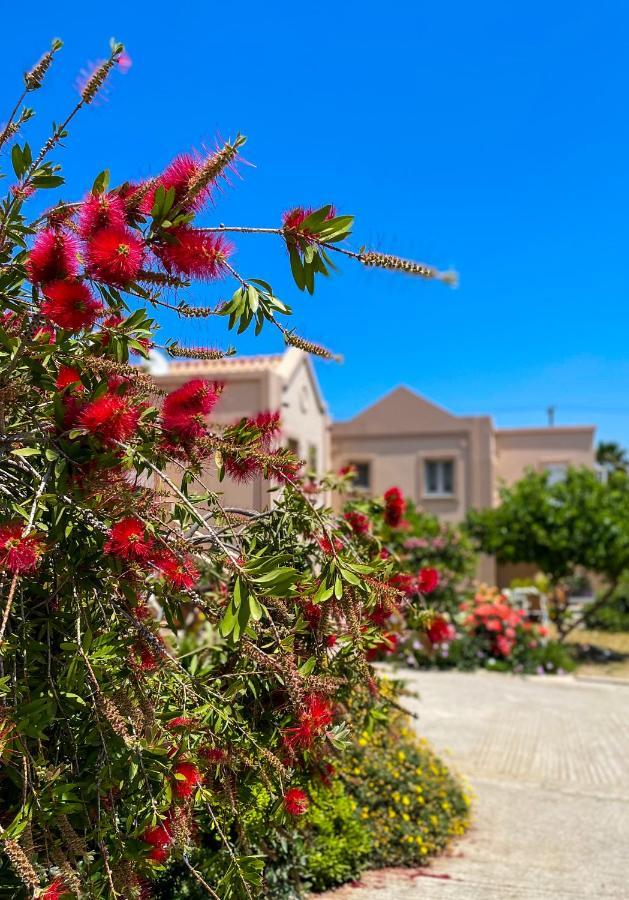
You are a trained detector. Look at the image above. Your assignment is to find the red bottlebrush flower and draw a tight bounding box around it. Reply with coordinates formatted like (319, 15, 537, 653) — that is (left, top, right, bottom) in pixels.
(162, 379, 222, 436)
(55, 365, 83, 392)
(200, 746, 228, 764)
(417, 567, 439, 594)
(85, 226, 144, 286)
(369, 601, 394, 627)
(78, 394, 140, 444)
(252, 410, 282, 448)
(317, 535, 343, 555)
(267, 450, 303, 484)
(303, 693, 334, 731)
(152, 548, 198, 590)
(389, 572, 417, 596)
(155, 228, 231, 281)
(41, 880, 69, 900)
(283, 694, 333, 751)
(366, 632, 399, 661)
(283, 787, 309, 816)
(301, 599, 322, 629)
(426, 616, 455, 645)
(167, 716, 197, 731)
(78, 191, 126, 238)
(223, 453, 262, 484)
(379, 547, 391, 560)
(142, 819, 174, 863)
(26, 228, 78, 284)
(158, 153, 208, 210)
(104, 517, 153, 562)
(383, 486, 405, 527)
(0, 523, 45, 574)
(135, 642, 159, 672)
(344, 510, 370, 535)
(164, 379, 222, 417)
(282, 206, 312, 231)
(41, 280, 103, 331)
(325, 634, 338, 648)
(172, 761, 203, 798)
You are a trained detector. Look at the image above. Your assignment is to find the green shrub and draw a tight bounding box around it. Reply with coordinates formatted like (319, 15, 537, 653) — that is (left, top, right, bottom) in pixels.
(338, 713, 470, 870)
(584, 586, 629, 632)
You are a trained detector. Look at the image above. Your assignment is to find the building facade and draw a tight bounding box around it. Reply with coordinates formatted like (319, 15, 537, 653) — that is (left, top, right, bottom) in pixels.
(151, 348, 330, 510)
(330, 386, 595, 583)
(150, 358, 596, 584)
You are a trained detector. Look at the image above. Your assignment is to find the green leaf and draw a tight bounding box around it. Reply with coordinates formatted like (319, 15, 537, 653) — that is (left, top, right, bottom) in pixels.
(11, 447, 40, 457)
(92, 169, 110, 195)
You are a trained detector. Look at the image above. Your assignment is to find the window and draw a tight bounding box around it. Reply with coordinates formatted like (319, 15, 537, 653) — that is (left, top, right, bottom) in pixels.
(545, 463, 567, 485)
(308, 444, 318, 472)
(349, 461, 371, 490)
(287, 438, 300, 456)
(424, 459, 454, 496)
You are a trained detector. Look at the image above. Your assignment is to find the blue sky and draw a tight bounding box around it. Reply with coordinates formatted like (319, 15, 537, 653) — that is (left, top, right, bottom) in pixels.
(3, 1, 629, 444)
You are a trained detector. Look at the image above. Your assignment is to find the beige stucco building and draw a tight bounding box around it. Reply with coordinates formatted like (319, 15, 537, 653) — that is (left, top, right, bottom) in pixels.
(330, 386, 595, 583)
(151, 348, 329, 510)
(150, 356, 596, 584)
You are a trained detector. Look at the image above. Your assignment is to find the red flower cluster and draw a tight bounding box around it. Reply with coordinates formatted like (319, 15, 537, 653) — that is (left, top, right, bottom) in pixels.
(56, 365, 83, 392)
(283, 693, 333, 751)
(142, 816, 174, 863)
(426, 615, 455, 645)
(104, 518, 199, 590)
(344, 510, 370, 535)
(221, 410, 287, 483)
(152, 548, 199, 590)
(162, 378, 222, 442)
(461, 590, 533, 658)
(283, 787, 309, 816)
(41, 879, 69, 900)
(155, 228, 231, 281)
(0, 523, 45, 574)
(383, 486, 405, 527)
(79, 393, 140, 444)
(104, 517, 153, 562)
(41, 280, 103, 331)
(366, 631, 399, 661)
(417, 566, 439, 594)
(317, 535, 343, 555)
(172, 761, 203, 798)
(78, 191, 126, 238)
(26, 228, 79, 284)
(85, 226, 144, 286)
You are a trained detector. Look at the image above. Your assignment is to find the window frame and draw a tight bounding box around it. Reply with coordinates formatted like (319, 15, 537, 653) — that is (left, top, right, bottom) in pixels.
(422, 458, 456, 498)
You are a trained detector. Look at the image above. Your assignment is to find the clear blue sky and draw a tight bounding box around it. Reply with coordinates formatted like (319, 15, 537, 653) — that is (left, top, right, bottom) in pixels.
(3, 1, 629, 444)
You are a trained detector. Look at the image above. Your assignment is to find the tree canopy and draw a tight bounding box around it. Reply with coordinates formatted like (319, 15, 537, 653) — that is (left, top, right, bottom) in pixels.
(466, 467, 629, 636)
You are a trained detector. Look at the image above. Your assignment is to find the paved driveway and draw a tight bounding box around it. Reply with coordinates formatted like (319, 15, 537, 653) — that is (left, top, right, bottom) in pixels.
(319, 670, 629, 899)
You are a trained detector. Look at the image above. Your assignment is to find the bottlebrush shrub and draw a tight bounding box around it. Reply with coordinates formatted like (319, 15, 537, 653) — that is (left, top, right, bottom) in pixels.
(339, 485, 477, 659)
(0, 39, 454, 899)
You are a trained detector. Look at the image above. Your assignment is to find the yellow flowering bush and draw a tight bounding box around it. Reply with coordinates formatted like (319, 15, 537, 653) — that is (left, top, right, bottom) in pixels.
(338, 710, 470, 869)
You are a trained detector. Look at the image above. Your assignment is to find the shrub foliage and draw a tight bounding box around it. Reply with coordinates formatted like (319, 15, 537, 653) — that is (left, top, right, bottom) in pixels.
(0, 39, 457, 899)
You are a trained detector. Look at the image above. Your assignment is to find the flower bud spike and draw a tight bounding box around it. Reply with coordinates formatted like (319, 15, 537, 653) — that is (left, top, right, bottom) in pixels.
(359, 249, 458, 285)
(24, 39, 63, 91)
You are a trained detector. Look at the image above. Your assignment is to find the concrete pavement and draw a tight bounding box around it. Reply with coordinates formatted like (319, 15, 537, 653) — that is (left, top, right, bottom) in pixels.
(317, 670, 629, 899)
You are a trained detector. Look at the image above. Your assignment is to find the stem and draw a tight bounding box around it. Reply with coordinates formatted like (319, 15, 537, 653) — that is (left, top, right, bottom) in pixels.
(0, 88, 28, 151)
(560, 579, 619, 642)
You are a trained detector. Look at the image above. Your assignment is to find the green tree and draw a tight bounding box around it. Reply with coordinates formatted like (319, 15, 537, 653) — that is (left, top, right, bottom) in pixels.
(466, 468, 629, 640)
(596, 441, 628, 473)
